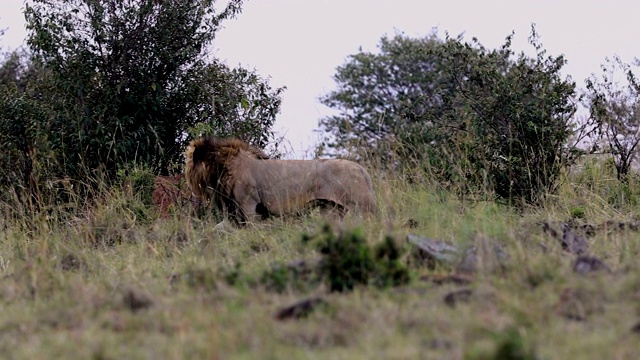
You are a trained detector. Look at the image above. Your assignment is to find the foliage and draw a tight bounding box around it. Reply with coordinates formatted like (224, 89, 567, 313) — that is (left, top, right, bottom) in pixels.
(586, 56, 640, 182)
(570, 206, 586, 219)
(259, 261, 320, 293)
(573, 156, 640, 208)
(0, 0, 283, 206)
(313, 226, 376, 292)
(373, 235, 411, 287)
(320, 26, 592, 205)
(185, 61, 285, 151)
(206, 226, 410, 294)
(0, 51, 55, 206)
(466, 327, 538, 360)
(318, 32, 459, 159)
(116, 162, 156, 206)
(308, 225, 410, 292)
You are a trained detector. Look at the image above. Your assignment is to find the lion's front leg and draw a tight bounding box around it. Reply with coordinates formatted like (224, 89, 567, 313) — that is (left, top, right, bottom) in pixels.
(216, 200, 262, 230)
(237, 199, 265, 226)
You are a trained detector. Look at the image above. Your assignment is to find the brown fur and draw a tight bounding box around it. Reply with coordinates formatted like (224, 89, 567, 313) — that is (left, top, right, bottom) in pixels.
(185, 137, 376, 227)
(152, 174, 201, 217)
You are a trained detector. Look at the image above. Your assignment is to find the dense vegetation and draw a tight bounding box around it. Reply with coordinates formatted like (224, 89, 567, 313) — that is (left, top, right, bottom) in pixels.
(319, 27, 600, 205)
(0, 162, 639, 358)
(1, 1, 640, 358)
(0, 0, 283, 206)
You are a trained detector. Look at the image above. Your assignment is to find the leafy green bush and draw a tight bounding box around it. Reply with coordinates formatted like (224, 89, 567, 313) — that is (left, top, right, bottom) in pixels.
(373, 236, 411, 287)
(0, 0, 284, 209)
(320, 26, 592, 205)
(314, 226, 376, 292)
(116, 163, 156, 206)
(309, 225, 410, 292)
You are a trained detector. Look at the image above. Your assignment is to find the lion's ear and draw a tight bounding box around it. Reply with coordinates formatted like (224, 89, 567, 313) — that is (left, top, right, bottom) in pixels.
(249, 147, 269, 159)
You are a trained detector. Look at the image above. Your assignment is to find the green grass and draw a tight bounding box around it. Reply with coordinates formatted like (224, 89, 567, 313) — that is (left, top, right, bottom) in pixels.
(1, 166, 640, 359)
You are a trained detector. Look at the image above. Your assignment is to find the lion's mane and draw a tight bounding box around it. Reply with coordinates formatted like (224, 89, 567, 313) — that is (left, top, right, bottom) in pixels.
(185, 137, 268, 215)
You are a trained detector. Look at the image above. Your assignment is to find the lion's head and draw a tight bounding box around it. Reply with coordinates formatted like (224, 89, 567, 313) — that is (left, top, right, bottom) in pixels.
(185, 137, 269, 202)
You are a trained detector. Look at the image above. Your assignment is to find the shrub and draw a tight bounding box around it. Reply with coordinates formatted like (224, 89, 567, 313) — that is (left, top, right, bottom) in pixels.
(309, 225, 410, 292)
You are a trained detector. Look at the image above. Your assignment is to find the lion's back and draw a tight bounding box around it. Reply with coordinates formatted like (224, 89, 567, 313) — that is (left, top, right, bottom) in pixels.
(245, 158, 376, 214)
(292, 158, 376, 214)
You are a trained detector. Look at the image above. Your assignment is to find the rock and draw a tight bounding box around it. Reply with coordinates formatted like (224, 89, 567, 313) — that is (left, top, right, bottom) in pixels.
(407, 234, 508, 273)
(541, 221, 589, 255)
(403, 219, 419, 229)
(561, 223, 589, 255)
(420, 273, 473, 285)
(444, 288, 473, 307)
(275, 297, 326, 320)
(122, 287, 153, 312)
(60, 253, 86, 271)
(407, 234, 459, 265)
(573, 255, 611, 274)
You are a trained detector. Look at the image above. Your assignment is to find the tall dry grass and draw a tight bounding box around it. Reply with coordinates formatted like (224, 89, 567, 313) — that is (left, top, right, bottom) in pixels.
(0, 156, 639, 358)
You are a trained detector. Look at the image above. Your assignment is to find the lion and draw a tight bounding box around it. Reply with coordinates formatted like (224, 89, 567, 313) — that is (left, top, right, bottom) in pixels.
(185, 137, 377, 230)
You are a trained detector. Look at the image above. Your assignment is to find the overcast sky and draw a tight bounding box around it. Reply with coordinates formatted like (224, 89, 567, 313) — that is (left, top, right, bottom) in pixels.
(2, 0, 639, 157)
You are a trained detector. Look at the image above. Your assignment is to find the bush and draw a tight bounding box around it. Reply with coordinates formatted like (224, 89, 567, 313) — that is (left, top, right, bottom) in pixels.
(117, 163, 156, 206)
(309, 225, 410, 292)
(0, 0, 284, 209)
(320, 26, 592, 205)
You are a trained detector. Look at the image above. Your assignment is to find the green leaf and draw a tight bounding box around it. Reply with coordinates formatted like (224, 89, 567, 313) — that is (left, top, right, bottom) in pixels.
(240, 97, 249, 110)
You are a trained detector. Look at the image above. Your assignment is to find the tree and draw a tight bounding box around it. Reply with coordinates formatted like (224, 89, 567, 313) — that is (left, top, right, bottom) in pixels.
(0, 49, 52, 205)
(586, 57, 640, 182)
(320, 27, 591, 205)
(186, 60, 284, 152)
(13, 0, 282, 180)
(319, 32, 468, 159)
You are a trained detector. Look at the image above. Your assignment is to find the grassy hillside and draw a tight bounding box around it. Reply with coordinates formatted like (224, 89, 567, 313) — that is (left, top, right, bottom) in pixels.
(1, 161, 640, 359)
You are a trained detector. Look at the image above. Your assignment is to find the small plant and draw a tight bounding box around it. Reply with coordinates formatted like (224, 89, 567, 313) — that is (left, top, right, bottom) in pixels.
(116, 163, 156, 206)
(314, 225, 376, 292)
(466, 327, 537, 360)
(373, 235, 411, 287)
(492, 328, 537, 360)
(260, 261, 319, 293)
(570, 206, 586, 219)
(308, 225, 410, 292)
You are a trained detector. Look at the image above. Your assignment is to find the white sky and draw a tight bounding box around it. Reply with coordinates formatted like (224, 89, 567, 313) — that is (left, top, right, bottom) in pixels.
(2, 0, 639, 158)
